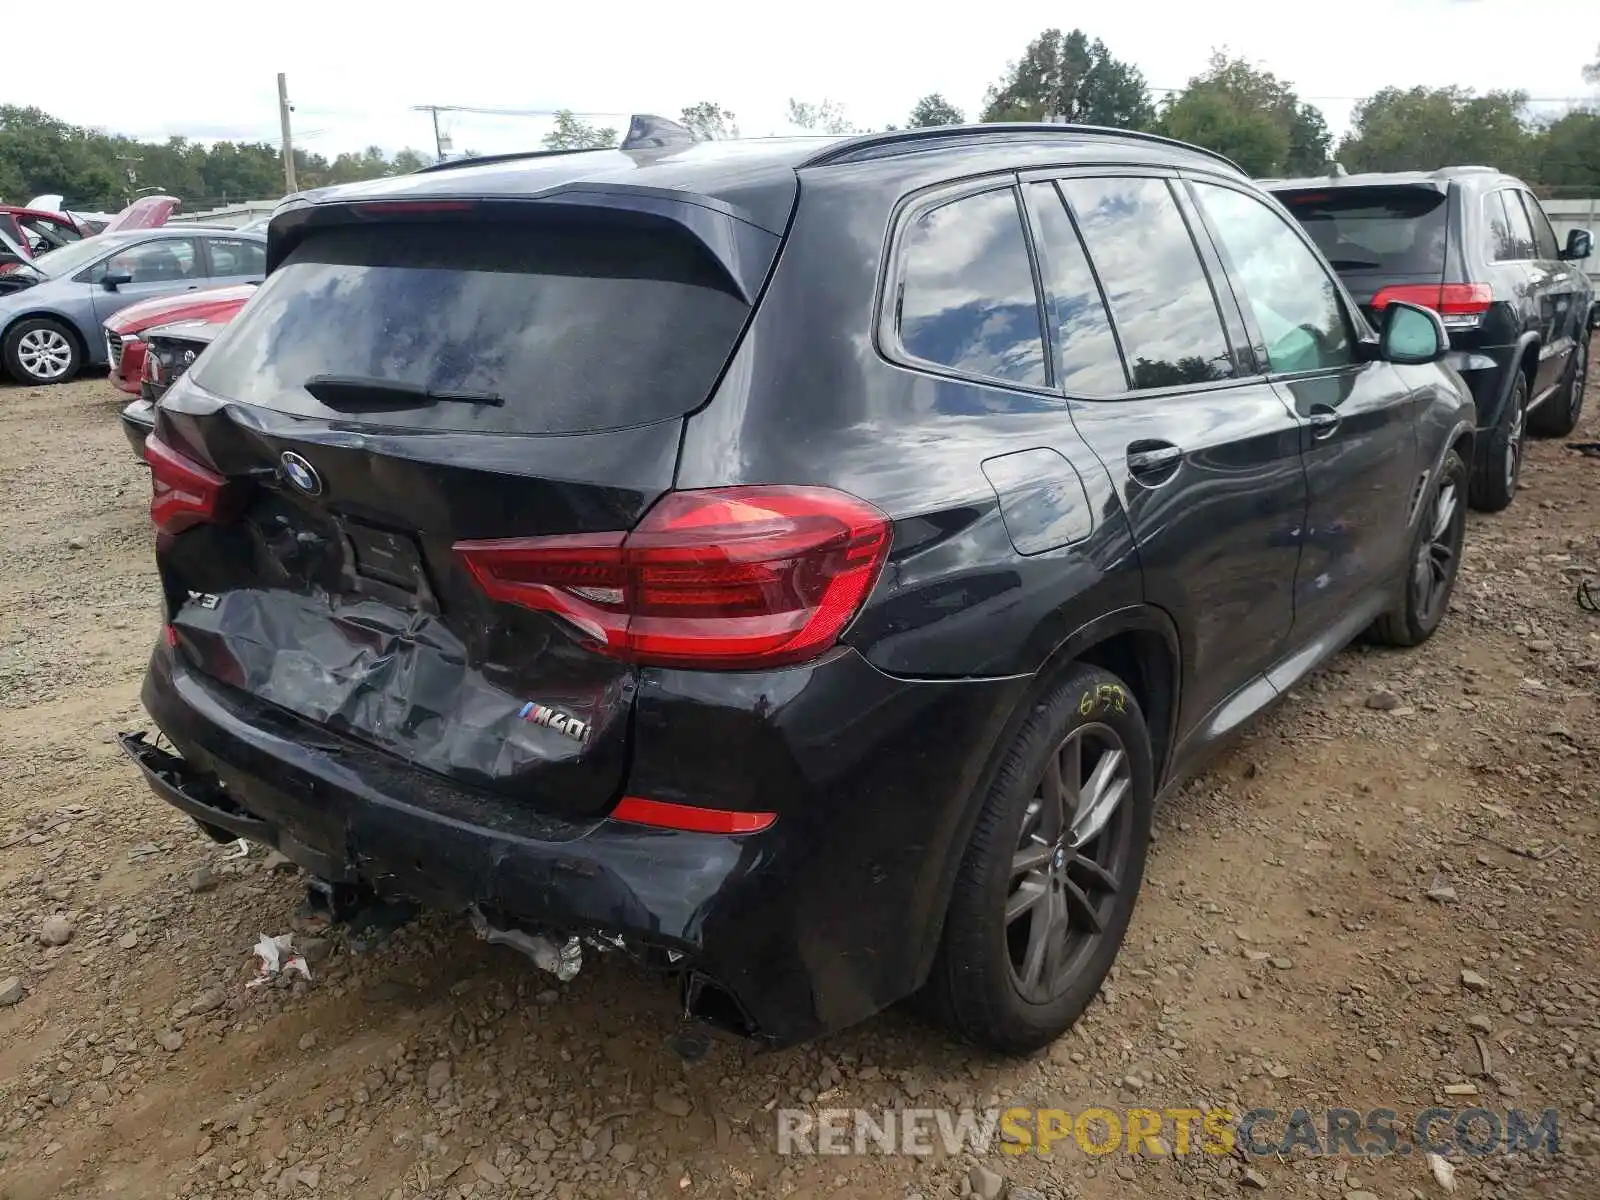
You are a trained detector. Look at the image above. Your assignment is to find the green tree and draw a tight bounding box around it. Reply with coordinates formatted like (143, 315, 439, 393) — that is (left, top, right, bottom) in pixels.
(680, 101, 738, 140)
(1156, 52, 1330, 176)
(197, 141, 286, 202)
(541, 111, 618, 151)
(907, 94, 964, 128)
(1534, 110, 1600, 189)
(389, 148, 429, 174)
(0, 106, 123, 209)
(980, 29, 1153, 128)
(787, 99, 856, 134)
(1337, 86, 1534, 177)
(1585, 43, 1599, 85)
(0, 104, 438, 209)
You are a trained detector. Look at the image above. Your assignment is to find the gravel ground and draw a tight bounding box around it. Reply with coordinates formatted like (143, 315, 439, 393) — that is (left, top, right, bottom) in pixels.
(2, 359, 1599, 1200)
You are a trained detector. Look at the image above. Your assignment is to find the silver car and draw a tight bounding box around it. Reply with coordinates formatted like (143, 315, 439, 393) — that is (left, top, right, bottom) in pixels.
(0, 226, 266, 386)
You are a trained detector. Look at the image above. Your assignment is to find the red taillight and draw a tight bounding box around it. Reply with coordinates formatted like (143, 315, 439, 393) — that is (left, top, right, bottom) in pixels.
(1370, 283, 1492, 316)
(145, 434, 233, 536)
(611, 796, 777, 834)
(454, 486, 892, 669)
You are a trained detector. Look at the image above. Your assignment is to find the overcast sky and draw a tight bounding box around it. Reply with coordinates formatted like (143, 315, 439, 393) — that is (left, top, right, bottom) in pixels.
(7, 0, 1597, 159)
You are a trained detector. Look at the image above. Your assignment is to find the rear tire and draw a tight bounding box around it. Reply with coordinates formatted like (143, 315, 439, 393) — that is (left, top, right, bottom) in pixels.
(1469, 371, 1526, 513)
(2, 317, 82, 385)
(1373, 449, 1467, 647)
(923, 663, 1154, 1054)
(1528, 334, 1589, 438)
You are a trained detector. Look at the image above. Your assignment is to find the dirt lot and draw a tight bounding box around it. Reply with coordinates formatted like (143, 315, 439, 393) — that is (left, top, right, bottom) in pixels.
(2, 364, 1599, 1200)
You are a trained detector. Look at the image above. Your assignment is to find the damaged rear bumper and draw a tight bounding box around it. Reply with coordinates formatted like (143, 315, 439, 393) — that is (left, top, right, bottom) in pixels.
(131, 640, 1026, 1045)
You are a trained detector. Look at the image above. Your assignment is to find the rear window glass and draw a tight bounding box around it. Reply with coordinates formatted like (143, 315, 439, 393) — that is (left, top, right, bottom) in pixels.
(1276, 187, 1448, 276)
(192, 221, 749, 434)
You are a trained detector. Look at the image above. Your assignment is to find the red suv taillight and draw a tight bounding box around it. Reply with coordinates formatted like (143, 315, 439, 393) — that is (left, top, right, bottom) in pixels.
(145, 434, 237, 536)
(454, 486, 892, 670)
(1370, 283, 1492, 329)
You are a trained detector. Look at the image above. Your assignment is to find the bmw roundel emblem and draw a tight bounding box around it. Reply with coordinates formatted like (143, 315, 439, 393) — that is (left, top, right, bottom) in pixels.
(280, 451, 322, 497)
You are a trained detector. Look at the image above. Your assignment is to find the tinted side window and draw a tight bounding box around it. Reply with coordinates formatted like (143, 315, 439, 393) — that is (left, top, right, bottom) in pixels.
(1194, 183, 1353, 374)
(206, 237, 266, 277)
(1519, 192, 1561, 261)
(896, 188, 1048, 388)
(1490, 190, 1535, 262)
(1060, 177, 1237, 389)
(1025, 182, 1127, 394)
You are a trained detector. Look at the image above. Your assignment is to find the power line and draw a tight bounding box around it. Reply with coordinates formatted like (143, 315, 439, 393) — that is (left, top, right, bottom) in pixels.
(1147, 85, 1599, 104)
(408, 104, 633, 119)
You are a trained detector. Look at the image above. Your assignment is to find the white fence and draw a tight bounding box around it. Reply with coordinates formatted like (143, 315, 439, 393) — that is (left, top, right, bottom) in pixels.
(167, 201, 277, 229)
(1545, 198, 1600, 285)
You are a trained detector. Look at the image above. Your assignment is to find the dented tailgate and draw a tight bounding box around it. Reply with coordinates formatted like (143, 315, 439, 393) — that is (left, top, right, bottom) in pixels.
(148, 202, 771, 818)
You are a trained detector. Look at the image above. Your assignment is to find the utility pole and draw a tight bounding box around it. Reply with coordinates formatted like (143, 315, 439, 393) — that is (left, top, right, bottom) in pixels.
(412, 106, 453, 162)
(277, 73, 298, 193)
(115, 153, 143, 205)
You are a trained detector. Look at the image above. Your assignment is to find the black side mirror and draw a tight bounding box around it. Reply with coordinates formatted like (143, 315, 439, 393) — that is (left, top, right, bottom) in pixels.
(101, 269, 133, 291)
(1562, 228, 1593, 261)
(1379, 300, 1449, 365)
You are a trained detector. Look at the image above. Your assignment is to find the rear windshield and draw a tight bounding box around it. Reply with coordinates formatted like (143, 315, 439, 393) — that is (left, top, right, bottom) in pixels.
(192, 220, 749, 434)
(1275, 186, 1448, 276)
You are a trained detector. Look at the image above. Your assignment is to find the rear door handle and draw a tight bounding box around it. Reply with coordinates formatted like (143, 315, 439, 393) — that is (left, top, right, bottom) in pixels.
(1126, 441, 1183, 484)
(1308, 407, 1340, 439)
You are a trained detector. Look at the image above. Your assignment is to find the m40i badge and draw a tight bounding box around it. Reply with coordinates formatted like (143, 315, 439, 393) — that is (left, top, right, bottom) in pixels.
(519, 702, 588, 743)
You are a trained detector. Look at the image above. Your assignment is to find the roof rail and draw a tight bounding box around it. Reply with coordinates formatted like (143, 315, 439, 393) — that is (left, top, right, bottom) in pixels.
(798, 123, 1244, 174)
(1431, 165, 1499, 177)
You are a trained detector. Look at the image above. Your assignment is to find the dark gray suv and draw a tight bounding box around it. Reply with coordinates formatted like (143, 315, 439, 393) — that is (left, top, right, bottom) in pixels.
(1267, 167, 1595, 512)
(126, 120, 1475, 1052)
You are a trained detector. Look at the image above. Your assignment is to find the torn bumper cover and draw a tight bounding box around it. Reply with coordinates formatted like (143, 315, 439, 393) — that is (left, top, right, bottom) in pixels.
(129, 639, 1026, 1045)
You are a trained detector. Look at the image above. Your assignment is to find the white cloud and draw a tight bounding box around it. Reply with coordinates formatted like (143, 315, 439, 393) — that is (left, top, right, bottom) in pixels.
(3, 0, 1595, 159)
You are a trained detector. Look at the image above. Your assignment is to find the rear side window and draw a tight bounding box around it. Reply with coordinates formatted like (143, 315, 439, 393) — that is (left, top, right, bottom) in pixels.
(192, 221, 750, 435)
(1059, 177, 1237, 389)
(1025, 183, 1127, 394)
(895, 188, 1048, 388)
(1488, 190, 1535, 262)
(206, 237, 266, 277)
(1277, 187, 1448, 275)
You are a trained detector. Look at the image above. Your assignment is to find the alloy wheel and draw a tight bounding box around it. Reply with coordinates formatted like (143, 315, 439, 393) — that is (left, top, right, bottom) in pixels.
(1412, 478, 1462, 626)
(16, 327, 73, 381)
(1006, 723, 1134, 1003)
(1504, 402, 1524, 492)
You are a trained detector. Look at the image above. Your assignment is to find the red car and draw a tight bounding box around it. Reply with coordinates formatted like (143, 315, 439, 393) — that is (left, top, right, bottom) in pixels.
(103, 283, 256, 395)
(0, 206, 85, 264)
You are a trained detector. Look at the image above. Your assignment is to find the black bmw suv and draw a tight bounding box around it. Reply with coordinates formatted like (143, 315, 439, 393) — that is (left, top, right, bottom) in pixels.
(124, 119, 1475, 1052)
(1266, 168, 1595, 512)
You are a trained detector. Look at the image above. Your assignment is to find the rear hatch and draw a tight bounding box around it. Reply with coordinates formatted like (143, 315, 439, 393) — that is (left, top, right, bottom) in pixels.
(1273, 183, 1451, 322)
(148, 198, 778, 817)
